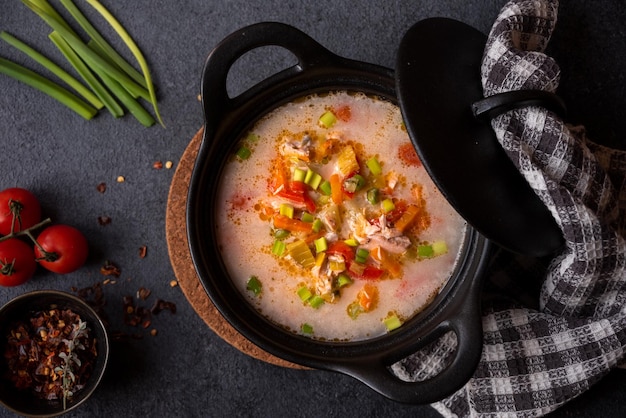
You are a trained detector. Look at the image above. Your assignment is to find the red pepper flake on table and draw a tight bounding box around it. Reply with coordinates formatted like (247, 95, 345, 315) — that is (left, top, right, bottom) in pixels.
(153, 160, 174, 170)
(72, 263, 178, 341)
(99, 260, 121, 278)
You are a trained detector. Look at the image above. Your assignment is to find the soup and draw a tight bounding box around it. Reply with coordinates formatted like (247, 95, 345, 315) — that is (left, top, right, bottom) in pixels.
(216, 91, 466, 341)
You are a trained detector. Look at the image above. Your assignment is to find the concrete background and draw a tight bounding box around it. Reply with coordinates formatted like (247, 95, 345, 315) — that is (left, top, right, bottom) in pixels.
(1, 1, 624, 416)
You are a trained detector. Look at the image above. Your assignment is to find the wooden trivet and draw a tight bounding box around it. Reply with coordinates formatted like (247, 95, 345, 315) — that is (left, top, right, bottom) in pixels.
(165, 127, 304, 369)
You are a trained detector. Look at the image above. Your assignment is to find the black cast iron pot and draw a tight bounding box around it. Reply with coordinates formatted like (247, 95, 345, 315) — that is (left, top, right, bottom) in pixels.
(188, 21, 500, 404)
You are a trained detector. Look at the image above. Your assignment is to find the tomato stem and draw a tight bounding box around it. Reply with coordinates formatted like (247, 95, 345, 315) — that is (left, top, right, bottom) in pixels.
(0, 217, 52, 243)
(0, 258, 16, 276)
(8, 198, 24, 234)
(22, 228, 58, 262)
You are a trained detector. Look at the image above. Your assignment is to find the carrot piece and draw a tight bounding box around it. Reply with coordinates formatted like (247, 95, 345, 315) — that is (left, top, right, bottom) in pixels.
(370, 247, 402, 278)
(269, 159, 288, 194)
(394, 204, 420, 232)
(273, 214, 313, 234)
(330, 173, 343, 204)
(357, 283, 378, 311)
(304, 231, 326, 245)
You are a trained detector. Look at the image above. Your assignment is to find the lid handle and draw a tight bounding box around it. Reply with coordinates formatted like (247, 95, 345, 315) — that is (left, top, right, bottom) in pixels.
(472, 90, 567, 121)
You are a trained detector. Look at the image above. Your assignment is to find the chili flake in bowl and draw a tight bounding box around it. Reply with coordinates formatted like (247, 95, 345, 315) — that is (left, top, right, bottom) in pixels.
(0, 290, 109, 416)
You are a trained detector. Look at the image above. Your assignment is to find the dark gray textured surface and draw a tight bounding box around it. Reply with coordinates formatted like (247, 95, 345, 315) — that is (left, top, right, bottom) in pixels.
(0, 1, 624, 417)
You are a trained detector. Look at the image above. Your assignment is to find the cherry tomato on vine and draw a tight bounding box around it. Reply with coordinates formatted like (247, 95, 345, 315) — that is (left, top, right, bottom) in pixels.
(0, 238, 37, 286)
(0, 187, 42, 236)
(34, 225, 88, 274)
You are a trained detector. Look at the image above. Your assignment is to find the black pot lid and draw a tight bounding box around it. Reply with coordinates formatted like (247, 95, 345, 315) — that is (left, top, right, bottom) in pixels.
(396, 17, 564, 257)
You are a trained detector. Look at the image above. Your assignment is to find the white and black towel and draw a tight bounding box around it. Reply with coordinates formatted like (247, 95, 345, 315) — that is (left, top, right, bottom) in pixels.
(391, 0, 626, 416)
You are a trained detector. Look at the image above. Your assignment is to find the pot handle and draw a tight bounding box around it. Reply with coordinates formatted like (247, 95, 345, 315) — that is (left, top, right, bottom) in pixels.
(342, 270, 484, 404)
(200, 22, 341, 132)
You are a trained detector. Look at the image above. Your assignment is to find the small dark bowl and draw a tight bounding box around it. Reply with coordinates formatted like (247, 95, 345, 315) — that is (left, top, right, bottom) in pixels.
(0, 290, 110, 417)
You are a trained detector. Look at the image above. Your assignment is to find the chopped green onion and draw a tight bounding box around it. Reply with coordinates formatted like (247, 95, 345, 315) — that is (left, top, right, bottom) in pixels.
(417, 244, 434, 258)
(309, 295, 325, 309)
(356, 248, 369, 258)
(347, 302, 363, 319)
(355, 248, 369, 264)
(318, 180, 332, 196)
(236, 146, 251, 160)
(297, 286, 313, 302)
(317, 195, 329, 206)
(343, 174, 365, 193)
(309, 174, 323, 190)
(48, 31, 122, 117)
(304, 169, 323, 190)
(311, 219, 323, 233)
(274, 228, 290, 240)
(318, 110, 336, 128)
(344, 238, 359, 247)
(366, 157, 383, 175)
(314, 236, 328, 254)
(336, 273, 352, 288)
(293, 167, 306, 182)
(304, 169, 314, 184)
(246, 276, 262, 296)
(383, 314, 402, 331)
(271, 240, 286, 256)
(279, 203, 294, 219)
(432, 240, 448, 256)
(366, 188, 379, 204)
(85, 0, 164, 126)
(301, 212, 315, 223)
(246, 132, 259, 142)
(0, 31, 102, 109)
(0, 57, 98, 120)
(301, 323, 314, 334)
(381, 198, 395, 213)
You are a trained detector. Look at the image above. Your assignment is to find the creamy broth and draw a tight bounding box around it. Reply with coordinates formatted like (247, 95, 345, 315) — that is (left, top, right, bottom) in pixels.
(216, 91, 466, 341)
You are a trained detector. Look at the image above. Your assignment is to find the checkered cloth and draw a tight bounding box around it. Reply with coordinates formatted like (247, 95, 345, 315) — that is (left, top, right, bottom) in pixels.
(390, 0, 626, 416)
